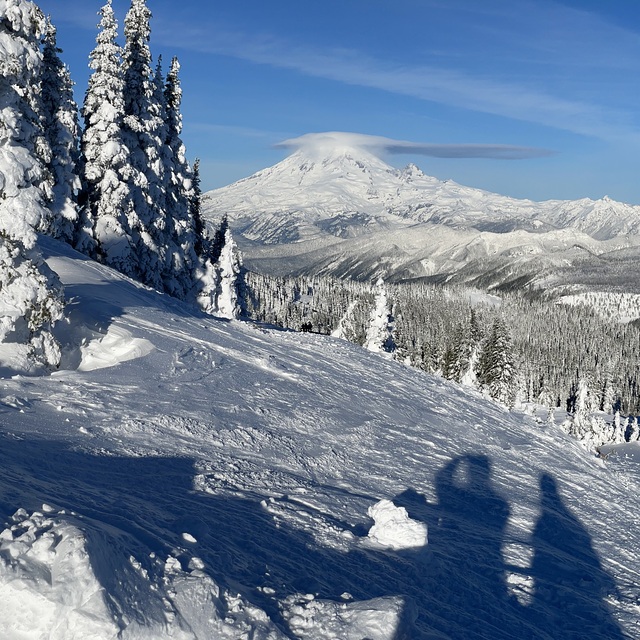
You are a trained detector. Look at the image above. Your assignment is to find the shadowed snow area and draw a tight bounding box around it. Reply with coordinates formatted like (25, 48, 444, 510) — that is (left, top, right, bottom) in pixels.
(0, 237, 637, 639)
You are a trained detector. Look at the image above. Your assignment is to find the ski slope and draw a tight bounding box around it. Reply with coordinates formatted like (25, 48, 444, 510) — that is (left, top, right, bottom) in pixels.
(0, 236, 637, 639)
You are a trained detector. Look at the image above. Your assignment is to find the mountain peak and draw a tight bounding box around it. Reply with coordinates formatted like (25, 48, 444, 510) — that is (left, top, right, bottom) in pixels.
(400, 163, 426, 180)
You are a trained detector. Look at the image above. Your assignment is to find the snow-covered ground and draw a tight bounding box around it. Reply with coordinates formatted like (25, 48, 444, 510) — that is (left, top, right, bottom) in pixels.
(0, 236, 638, 639)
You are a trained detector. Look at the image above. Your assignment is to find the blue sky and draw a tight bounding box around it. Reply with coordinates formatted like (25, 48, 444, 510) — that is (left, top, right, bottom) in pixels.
(37, 0, 640, 203)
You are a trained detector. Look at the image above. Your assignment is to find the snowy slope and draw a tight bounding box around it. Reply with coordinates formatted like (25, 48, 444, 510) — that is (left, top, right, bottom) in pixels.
(202, 133, 640, 289)
(0, 236, 638, 639)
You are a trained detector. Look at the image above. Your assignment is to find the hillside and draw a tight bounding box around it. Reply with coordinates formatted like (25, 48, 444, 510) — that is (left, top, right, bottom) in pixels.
(202, 133, 640, 293)
(0, 236, 637, 639)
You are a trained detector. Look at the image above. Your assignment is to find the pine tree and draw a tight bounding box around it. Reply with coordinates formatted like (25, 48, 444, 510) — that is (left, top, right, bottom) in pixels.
(214, 227, 243, 319)
(332, 300, 365, 344)
(190, 158, 207, 258)
(476, 317, 519, 407)
(448, 321, 477, 384)
(209, 214, 228, 264)
(149, 54, 169, 221)
(364, 278, 395, 354)
(195, 212, 220, 315)
(390, 302, 412, 364)
(0, 0, 64, 366)
(121, 0, 166, 290)
(566, 378, 613, 448)
(621, 416, 630, 441)
(441, 343, 456, 380)
(40, 18, 79, 242)
(78, 0, 136, 269)
(599, 376, 617, 414)
(612, 411, 625, 443)
(162, 56, 198, 299)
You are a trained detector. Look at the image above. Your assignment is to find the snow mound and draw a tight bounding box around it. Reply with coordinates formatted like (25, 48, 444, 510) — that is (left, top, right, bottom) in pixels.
(0, 507, 287, 640)
(282, 593, 408, 640)
(365, 499, 428, 550)
(0, 508, 118, 640)
(78, 325, 154, 372)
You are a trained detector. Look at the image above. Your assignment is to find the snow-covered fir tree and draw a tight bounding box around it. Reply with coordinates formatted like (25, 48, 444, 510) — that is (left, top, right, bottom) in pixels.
(162, 56, 198, 299)
(190, 161, 223, 313)
(443, 313, 481, 385)
(363, 278, 395, 354)
(149, 55, 170, 216)
(612, 411, 624, 443)
(120, 0, 167, 291)
(208, 214, 228, 265)
(195, 257, 218, 315)
(0, 0, 64, 366)
(214, 227, 244, 319)
(78, 0, 135, 268)
(332, 300, 369, 345)
(196, 218, 243, 319)
(194, 209, 218, 316)
(564, 378, 624, 450)
(190, 158, 206, 258)
(39, 18, 79, 242)
(476, 317, 519, 407)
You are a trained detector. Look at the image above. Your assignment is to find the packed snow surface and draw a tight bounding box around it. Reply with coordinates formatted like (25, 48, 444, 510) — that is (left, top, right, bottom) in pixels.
(0, 236, 638, 639)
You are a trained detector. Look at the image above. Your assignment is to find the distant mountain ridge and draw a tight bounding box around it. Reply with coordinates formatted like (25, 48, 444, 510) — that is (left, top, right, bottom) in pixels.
(202, 134, 640, 292)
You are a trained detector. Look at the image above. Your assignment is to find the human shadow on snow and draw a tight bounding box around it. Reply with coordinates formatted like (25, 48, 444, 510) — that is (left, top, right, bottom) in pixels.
(0, 435, 629, 639)
(526, 473, 626, 640)
(394, 456, 628, 639)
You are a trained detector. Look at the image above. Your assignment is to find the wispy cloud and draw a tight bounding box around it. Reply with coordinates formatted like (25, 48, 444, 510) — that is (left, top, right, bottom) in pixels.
(276, 132, 553, 160)
(157, 18, 639, 143)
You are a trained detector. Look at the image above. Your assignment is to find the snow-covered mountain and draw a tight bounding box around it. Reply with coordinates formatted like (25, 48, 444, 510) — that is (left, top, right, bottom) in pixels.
(0, 236, 638, 639)
(202, 133, 640, 291)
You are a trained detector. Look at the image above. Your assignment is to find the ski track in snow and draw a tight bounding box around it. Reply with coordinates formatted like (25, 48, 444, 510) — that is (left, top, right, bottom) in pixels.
(0, 237, 638, 639)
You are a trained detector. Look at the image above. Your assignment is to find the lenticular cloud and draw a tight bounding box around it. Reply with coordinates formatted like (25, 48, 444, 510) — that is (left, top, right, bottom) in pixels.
(275, 131, 553, 160)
